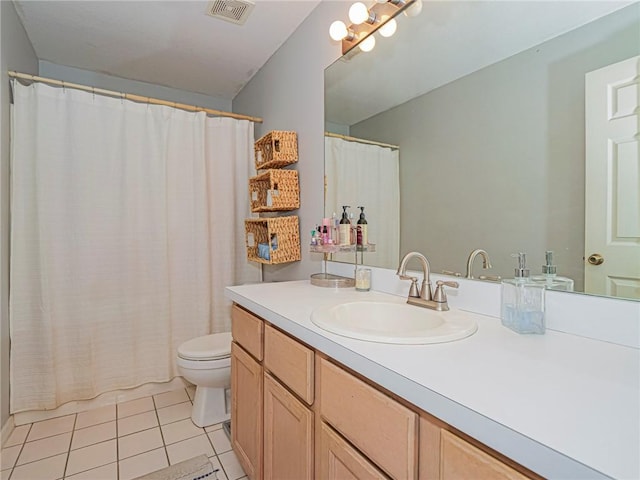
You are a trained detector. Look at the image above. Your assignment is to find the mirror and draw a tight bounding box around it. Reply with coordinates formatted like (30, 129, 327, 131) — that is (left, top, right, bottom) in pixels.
(324, 1, 640, 300)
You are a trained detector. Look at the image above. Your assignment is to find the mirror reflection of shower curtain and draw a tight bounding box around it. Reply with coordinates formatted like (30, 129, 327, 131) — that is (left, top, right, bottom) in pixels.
(325, 136, 400, 268)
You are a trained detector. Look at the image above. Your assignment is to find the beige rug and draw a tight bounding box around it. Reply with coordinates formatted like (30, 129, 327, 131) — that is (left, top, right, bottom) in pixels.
(134, 454, 217, 480)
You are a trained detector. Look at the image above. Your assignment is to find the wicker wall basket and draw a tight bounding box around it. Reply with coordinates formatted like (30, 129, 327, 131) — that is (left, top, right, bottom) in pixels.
(254, 131, 298, 170)
(249, 169, 300, 212)
(244, 215, 301, 264)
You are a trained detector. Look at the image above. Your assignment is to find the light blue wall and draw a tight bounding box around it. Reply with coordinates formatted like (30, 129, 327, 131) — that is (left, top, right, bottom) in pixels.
(233, 1, 347, 281)
(39, 61, 232, 113)
(0, 0, 38, 430)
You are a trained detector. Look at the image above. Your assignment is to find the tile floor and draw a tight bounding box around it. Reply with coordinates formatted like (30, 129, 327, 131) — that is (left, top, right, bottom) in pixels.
(0, 387, 246, 480)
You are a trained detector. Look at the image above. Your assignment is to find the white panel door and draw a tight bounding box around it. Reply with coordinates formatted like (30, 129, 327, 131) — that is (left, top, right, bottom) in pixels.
(585, 55, 640, 299)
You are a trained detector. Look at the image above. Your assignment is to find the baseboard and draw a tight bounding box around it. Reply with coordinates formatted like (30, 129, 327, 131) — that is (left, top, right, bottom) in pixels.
(1, 414, 15, 447)
(14, 377, 190, 426)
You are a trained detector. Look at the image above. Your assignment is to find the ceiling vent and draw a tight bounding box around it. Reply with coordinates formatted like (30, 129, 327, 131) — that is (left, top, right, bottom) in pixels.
(206, 0, 255, 25)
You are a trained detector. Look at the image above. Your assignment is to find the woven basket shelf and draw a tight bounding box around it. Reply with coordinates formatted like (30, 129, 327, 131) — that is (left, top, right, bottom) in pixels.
(249, 169, 300, 213)
(244, 215, 301, 265)
(254, 131, 298, 170)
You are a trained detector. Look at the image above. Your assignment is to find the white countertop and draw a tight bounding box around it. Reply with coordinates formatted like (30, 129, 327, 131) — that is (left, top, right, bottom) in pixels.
(225, 280, 640, 480)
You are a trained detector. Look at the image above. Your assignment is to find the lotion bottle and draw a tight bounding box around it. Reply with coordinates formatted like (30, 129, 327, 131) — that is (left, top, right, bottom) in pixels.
(501, 253, 545, 334)
(531, 251, 574, 291)
(339, 206, 351, 246)
(357, 206, 368, 249)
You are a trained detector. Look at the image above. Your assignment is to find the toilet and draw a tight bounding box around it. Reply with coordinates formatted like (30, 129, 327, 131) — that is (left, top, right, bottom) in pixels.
(176, 332, 232, 427)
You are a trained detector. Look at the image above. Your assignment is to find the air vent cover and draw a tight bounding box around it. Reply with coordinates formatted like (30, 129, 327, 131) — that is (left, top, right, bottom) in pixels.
(206, 0, 255, 25)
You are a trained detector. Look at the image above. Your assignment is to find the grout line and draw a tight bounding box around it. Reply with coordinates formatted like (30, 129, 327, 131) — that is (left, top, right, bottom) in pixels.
(151, 395, 171, 467)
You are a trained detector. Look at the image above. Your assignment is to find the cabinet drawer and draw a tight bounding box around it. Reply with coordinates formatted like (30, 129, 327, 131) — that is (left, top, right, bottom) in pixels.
(264, 324, 314, 405)
(232, 304, 263, 361)
(319, 358, 418, 479)
(440, 430, 529, 480)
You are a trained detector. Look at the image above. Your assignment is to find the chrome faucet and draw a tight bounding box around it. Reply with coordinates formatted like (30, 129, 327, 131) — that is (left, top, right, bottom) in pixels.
(466, 249, 492, 279)
(397, 252, 458, 311)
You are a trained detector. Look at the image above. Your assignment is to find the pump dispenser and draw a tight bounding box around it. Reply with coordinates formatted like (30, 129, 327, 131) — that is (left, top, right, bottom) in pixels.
(339, 206, 351, 246)
(356, 206, 368, 249)
(531, 251, 574, 291)
(500, 253, 545, 334)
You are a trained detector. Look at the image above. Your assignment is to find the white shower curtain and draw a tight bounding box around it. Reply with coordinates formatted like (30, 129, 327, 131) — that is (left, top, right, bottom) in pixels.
(9, 81, 260, 413)
(325, 136, 400, 268)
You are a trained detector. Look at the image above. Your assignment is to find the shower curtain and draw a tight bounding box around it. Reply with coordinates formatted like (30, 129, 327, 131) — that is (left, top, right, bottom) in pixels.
(325, 136, 400, 268)
(9, 81, 260, 413)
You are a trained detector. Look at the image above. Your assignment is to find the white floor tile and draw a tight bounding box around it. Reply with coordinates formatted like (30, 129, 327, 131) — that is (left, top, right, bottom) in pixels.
(208, 456, 228, 480)
(27, 415, 76, 442)
(118, 448, 168, 480)
(117, 397, 154, 419)
(64, 462, 117, 480)
(117, 411, 158, 437)
(65, 439, 117, 477)
(218, 450, 245, 480)
(208, 429, 231, 454)
(161, 419, 205, 445)
(166, 434, 214, 465)
(1, 444, 21, 470)
(118, 427, 163, 460)
(10, 453, 67, 480)
(17, 432, 71, 466)
(186, 386, 196, 401)
(1, 468, 11, 480)
(71, 421, 116, 450)
(156, 402, 192, 425)
(4, 424, 31, 447)
(75, 405, 116, 430)
(204, 422, 223, 433)
(153, 389, 190, 409)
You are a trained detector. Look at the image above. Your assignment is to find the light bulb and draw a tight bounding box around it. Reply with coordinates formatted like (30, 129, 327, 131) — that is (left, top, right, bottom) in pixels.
(404, 0, 422, 17)
(379, 17, 397, 37)
(359, 35, 376, 52)
(349, 2, 369, 25)
(329, 20, 348, 41)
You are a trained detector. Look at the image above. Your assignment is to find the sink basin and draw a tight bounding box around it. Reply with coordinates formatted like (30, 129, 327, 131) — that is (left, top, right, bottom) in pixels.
(310, 301, 478, 344)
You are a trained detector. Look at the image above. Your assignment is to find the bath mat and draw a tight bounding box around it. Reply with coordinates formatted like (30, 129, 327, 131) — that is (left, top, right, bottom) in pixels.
(133, 454, 217, 480)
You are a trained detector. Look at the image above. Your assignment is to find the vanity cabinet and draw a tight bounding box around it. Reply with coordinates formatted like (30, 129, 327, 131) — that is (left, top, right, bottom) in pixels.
(231, 303, 537, 480)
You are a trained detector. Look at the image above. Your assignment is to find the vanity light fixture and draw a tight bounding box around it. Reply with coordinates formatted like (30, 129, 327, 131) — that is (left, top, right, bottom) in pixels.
(329, 0, 420, 54)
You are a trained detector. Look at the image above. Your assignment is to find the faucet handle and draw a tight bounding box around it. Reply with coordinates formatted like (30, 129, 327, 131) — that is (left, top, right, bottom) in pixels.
(433, 280, 459, 303)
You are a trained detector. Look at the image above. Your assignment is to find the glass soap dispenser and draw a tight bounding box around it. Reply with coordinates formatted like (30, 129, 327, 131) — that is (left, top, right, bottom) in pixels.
(531, 251, 574, 291)
(501, 253, 545, 334)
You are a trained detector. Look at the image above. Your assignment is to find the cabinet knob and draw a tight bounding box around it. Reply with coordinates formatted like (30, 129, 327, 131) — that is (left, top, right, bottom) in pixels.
(587, 253, 604, 266)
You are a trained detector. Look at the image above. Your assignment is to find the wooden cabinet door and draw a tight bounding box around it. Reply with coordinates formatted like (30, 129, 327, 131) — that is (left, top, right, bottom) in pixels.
(440, 430, 529, 480)
(263, 372, 314, 480)
(319, 421, 389, 480)
(231, 342, 263, 480)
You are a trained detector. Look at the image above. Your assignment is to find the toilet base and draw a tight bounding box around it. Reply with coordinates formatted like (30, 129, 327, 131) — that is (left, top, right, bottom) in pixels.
(191, 385, 230, 427)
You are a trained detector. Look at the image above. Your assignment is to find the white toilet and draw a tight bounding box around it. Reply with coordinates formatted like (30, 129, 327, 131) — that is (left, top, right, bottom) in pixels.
(176, 332, 232, 427)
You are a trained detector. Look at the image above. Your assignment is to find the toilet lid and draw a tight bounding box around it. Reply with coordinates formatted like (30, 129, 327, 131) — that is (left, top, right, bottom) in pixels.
(178, 332, 232, 361)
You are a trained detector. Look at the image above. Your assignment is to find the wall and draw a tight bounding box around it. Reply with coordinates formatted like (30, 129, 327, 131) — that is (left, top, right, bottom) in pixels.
(0, 0, 38, 431)
(350, 5, 639, 289)
(233, 1, 347, 282)
(39, 61, 231, 113)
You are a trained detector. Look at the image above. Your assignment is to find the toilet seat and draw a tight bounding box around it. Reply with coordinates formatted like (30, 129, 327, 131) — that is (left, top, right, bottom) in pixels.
(178, 332, 231, 361)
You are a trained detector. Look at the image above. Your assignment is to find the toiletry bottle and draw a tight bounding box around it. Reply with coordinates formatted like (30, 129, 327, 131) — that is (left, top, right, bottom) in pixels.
(531, 251, 574, 291)
(322, 225, 329, 245)
(310, 230, 317, 246)
(501, 253, 545, 334)
(339, 206, 351, 246)
(349, 212, 356, 245)
(357, 206, 368, 249)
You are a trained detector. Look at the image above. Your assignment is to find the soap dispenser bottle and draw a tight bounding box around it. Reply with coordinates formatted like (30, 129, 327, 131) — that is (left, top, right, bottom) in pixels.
(531, 251, 574, 291)
(501, 253, 545, 334)
(356, 206, 368, 249)
(339, 206, 351, 246)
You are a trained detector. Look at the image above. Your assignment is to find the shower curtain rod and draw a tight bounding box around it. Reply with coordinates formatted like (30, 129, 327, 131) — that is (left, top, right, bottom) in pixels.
(325, 131, 399, 150)
(8, 71, 263, 124)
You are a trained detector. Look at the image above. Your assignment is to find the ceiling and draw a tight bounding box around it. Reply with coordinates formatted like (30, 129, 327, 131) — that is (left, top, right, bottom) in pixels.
(326, 1, 637, 125)
(13, 0, 321, 100)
